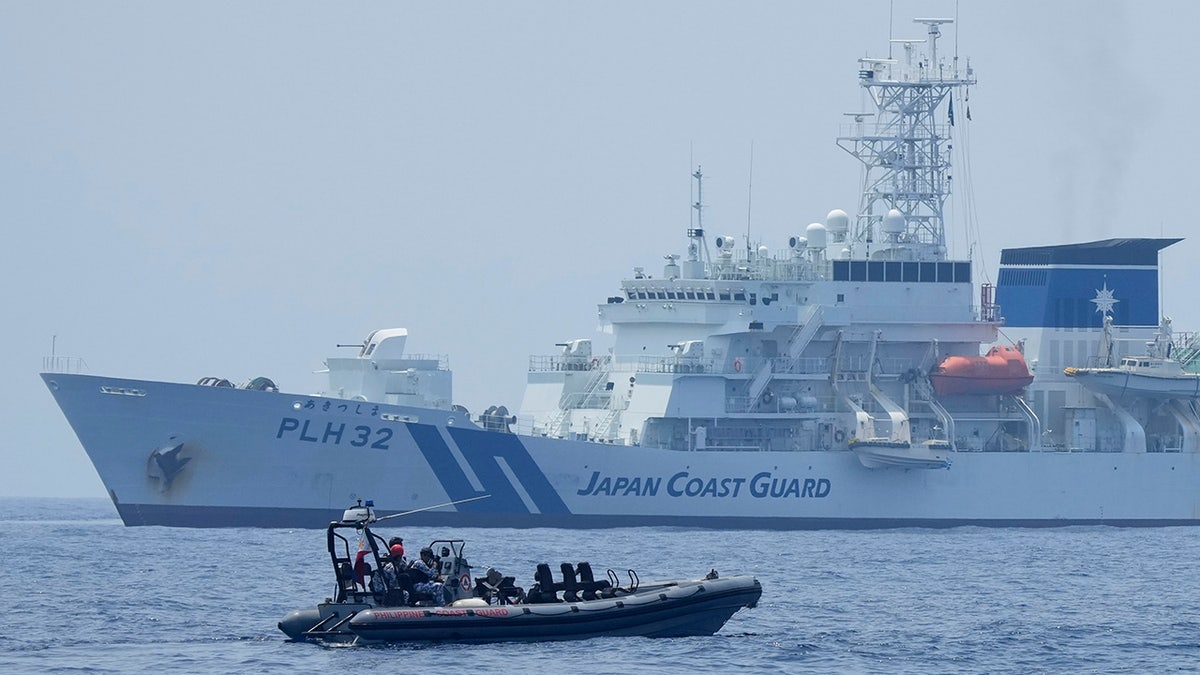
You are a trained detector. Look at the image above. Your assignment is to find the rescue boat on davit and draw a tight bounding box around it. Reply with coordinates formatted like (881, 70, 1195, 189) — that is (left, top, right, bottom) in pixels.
(930, 345, 1034, 396)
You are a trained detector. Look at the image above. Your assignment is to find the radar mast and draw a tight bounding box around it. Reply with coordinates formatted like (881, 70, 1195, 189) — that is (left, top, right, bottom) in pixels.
(836, 18, 974, 261)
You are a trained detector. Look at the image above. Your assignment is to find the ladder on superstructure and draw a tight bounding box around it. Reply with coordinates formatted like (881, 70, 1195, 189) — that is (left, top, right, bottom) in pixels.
(748, 305, 825, 409)
(542, 359, 612, 437)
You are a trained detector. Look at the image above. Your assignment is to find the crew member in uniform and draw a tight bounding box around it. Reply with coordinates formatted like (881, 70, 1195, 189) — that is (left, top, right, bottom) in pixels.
(410, 547, 450, 604)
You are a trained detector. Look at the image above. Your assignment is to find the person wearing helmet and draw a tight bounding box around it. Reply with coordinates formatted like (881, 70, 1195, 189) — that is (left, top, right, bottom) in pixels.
(370, 536, 410, 605)
(410, 546, 450, 605)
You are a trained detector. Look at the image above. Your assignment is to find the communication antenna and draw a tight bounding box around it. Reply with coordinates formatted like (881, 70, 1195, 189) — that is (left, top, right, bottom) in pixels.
(746, 142, 754, 258)
(688, 143, 695, 228)
(888, 0, 895, 59)
(954, 0, 960, 60)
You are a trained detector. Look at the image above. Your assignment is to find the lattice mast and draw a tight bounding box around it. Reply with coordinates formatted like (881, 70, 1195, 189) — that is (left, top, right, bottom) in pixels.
(836, 18, 975, 261)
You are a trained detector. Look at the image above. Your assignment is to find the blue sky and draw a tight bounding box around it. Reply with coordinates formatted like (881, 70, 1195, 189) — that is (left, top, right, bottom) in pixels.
(3, 0, 1197, 497)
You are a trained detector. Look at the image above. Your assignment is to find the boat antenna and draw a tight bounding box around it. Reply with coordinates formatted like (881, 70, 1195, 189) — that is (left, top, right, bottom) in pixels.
(746, 141, 754, 258)
(689, 143, 695, 228)
(954, 0, 960, 60)
(888, 0, 895, 59)
(375, 494, 491, 522)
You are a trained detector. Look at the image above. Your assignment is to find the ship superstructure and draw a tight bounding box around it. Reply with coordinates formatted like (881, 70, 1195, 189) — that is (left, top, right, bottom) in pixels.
(521, 19, 1022, 462)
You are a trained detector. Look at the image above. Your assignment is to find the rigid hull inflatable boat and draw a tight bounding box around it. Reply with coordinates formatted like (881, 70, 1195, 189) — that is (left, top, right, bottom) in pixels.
(278, 501, 761, 644)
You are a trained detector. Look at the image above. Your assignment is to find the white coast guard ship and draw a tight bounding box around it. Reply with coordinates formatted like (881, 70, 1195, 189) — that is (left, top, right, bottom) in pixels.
(43, 20, 1200, 528)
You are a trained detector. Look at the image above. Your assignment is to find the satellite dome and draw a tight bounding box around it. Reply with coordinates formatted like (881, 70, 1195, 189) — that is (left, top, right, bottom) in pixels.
(805, 223, 828, 249)
(883, 209, 905, 235)
(826, 209, 850, 233)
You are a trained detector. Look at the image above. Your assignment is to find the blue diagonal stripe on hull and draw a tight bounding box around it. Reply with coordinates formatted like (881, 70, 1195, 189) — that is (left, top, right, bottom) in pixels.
(448, 427, 570, 515)
(406, 424, 496, 510)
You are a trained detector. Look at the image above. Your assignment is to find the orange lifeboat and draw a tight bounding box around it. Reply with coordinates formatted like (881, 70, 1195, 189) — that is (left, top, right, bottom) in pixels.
(930, 345, 1034, 396)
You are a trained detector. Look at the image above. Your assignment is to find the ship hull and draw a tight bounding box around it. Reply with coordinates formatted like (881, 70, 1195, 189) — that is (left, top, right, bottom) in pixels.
(44, 373, 1200, 529)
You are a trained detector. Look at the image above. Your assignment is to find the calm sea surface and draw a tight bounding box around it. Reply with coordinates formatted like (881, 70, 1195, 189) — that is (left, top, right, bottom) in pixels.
(2, 498, 1198, 673)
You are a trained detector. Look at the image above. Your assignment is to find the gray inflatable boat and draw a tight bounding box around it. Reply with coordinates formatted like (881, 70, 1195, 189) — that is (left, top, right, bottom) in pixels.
(279, 501, 762, 644)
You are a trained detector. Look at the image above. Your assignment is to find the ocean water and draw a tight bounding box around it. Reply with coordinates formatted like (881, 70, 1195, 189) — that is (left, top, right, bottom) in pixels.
(3, 499, 1199, 673)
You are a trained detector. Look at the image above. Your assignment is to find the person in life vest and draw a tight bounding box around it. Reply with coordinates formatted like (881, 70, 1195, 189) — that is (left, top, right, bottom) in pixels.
(410, 546, 451, 605)
(370, 537, 410, 605)
(386, 537, 406, 565)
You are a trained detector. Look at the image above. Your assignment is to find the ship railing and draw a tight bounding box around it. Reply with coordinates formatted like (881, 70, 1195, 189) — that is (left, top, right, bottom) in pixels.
(42, 355, 87, 373)
(618, 355, 709, 374)
(694, 444, 766, 452)
(766, 357, 830, 375)
(561, 354, 915, 378)
(528, 354, 611, 373)
(1172, 331, 1200, 370)
(510, 415, 542, 437)
(703, 254, 834, 282)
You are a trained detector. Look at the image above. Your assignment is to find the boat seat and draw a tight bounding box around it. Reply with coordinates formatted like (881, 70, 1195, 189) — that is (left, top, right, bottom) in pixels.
(528, 563, 561, 603)
(496, 576, 526, 605)
(474, 568, 503, 602)
(474, 568, 526, 605)
(335, 562, 356, 602)
(374, 568, 419, 606)
(575, 561, 613, 600)
(560, 562, 583, 602)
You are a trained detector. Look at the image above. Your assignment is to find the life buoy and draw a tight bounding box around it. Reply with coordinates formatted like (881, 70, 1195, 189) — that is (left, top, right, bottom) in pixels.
(834, 429, 846, 443)
(459, 572, 472, 592)
(733, 358, 743, 373)
(590, 358, 600, 369)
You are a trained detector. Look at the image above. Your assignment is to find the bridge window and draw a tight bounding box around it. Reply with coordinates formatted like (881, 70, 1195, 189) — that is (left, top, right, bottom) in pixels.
(868, 261, 885, 281)
(885, 261, 902, 281)
(850, 261, 867, 281)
